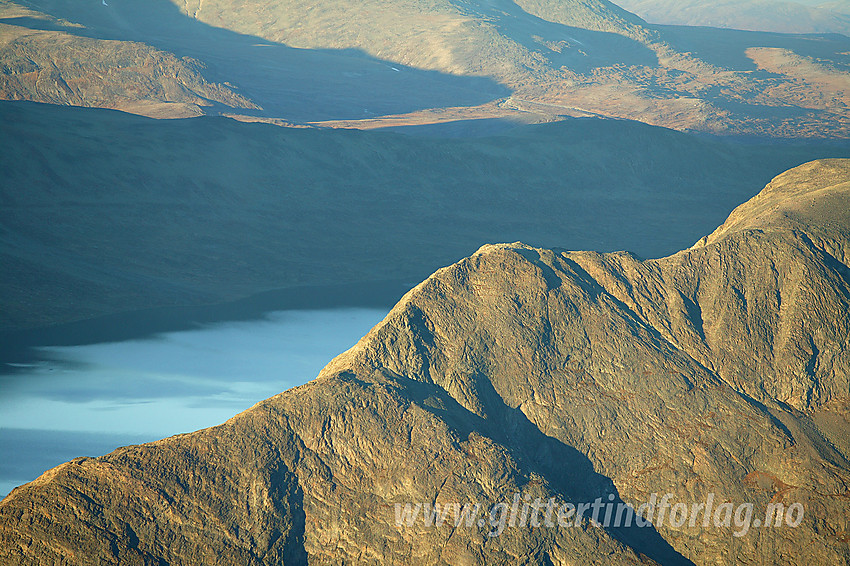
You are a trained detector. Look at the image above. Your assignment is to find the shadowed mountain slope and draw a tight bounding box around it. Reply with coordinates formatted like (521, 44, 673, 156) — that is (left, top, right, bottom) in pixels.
(2, 160, 848, 564)
(3, 101, 850, 332)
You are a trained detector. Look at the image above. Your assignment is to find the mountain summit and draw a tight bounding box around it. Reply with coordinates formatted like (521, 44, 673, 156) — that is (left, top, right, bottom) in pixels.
(1, 160, 849, 564)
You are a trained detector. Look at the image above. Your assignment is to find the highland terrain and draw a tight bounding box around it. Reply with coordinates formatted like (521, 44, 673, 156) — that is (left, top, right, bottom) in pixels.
(1, 0, 849, 136)
(1, 0, 849, 564)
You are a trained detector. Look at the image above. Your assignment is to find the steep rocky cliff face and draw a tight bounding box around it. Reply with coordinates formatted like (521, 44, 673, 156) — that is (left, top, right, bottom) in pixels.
(2, 160, 849, 564)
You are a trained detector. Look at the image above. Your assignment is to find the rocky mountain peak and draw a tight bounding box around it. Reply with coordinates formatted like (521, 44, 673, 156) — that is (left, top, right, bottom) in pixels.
(2, 160, 849, 564)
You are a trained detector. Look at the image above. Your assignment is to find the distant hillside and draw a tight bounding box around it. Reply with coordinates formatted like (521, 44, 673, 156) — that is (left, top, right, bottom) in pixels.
(2, 160, 848, 565)
(1, 0, 849, 137)
(613, 0, 850, 36)
(3, 101, 849, 331)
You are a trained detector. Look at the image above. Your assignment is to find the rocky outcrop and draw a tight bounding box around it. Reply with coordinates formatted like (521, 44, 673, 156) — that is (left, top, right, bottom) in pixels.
(2, 160, 849, 564)
(0, 2, 257, 118)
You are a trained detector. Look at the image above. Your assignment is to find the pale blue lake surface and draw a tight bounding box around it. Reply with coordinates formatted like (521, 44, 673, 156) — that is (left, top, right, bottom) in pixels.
(0, 308, 387, 498)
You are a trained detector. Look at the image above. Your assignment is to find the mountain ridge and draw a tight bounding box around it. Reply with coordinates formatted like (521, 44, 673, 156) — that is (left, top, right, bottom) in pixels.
(2, 159, 848, 564)
(697, 158, 850, 257)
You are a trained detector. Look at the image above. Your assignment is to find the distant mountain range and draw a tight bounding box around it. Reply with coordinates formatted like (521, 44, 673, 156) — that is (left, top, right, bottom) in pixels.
(1, 0, 848, 137)
(613, 0, 850, 36)
(2, 159, 848, 565)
